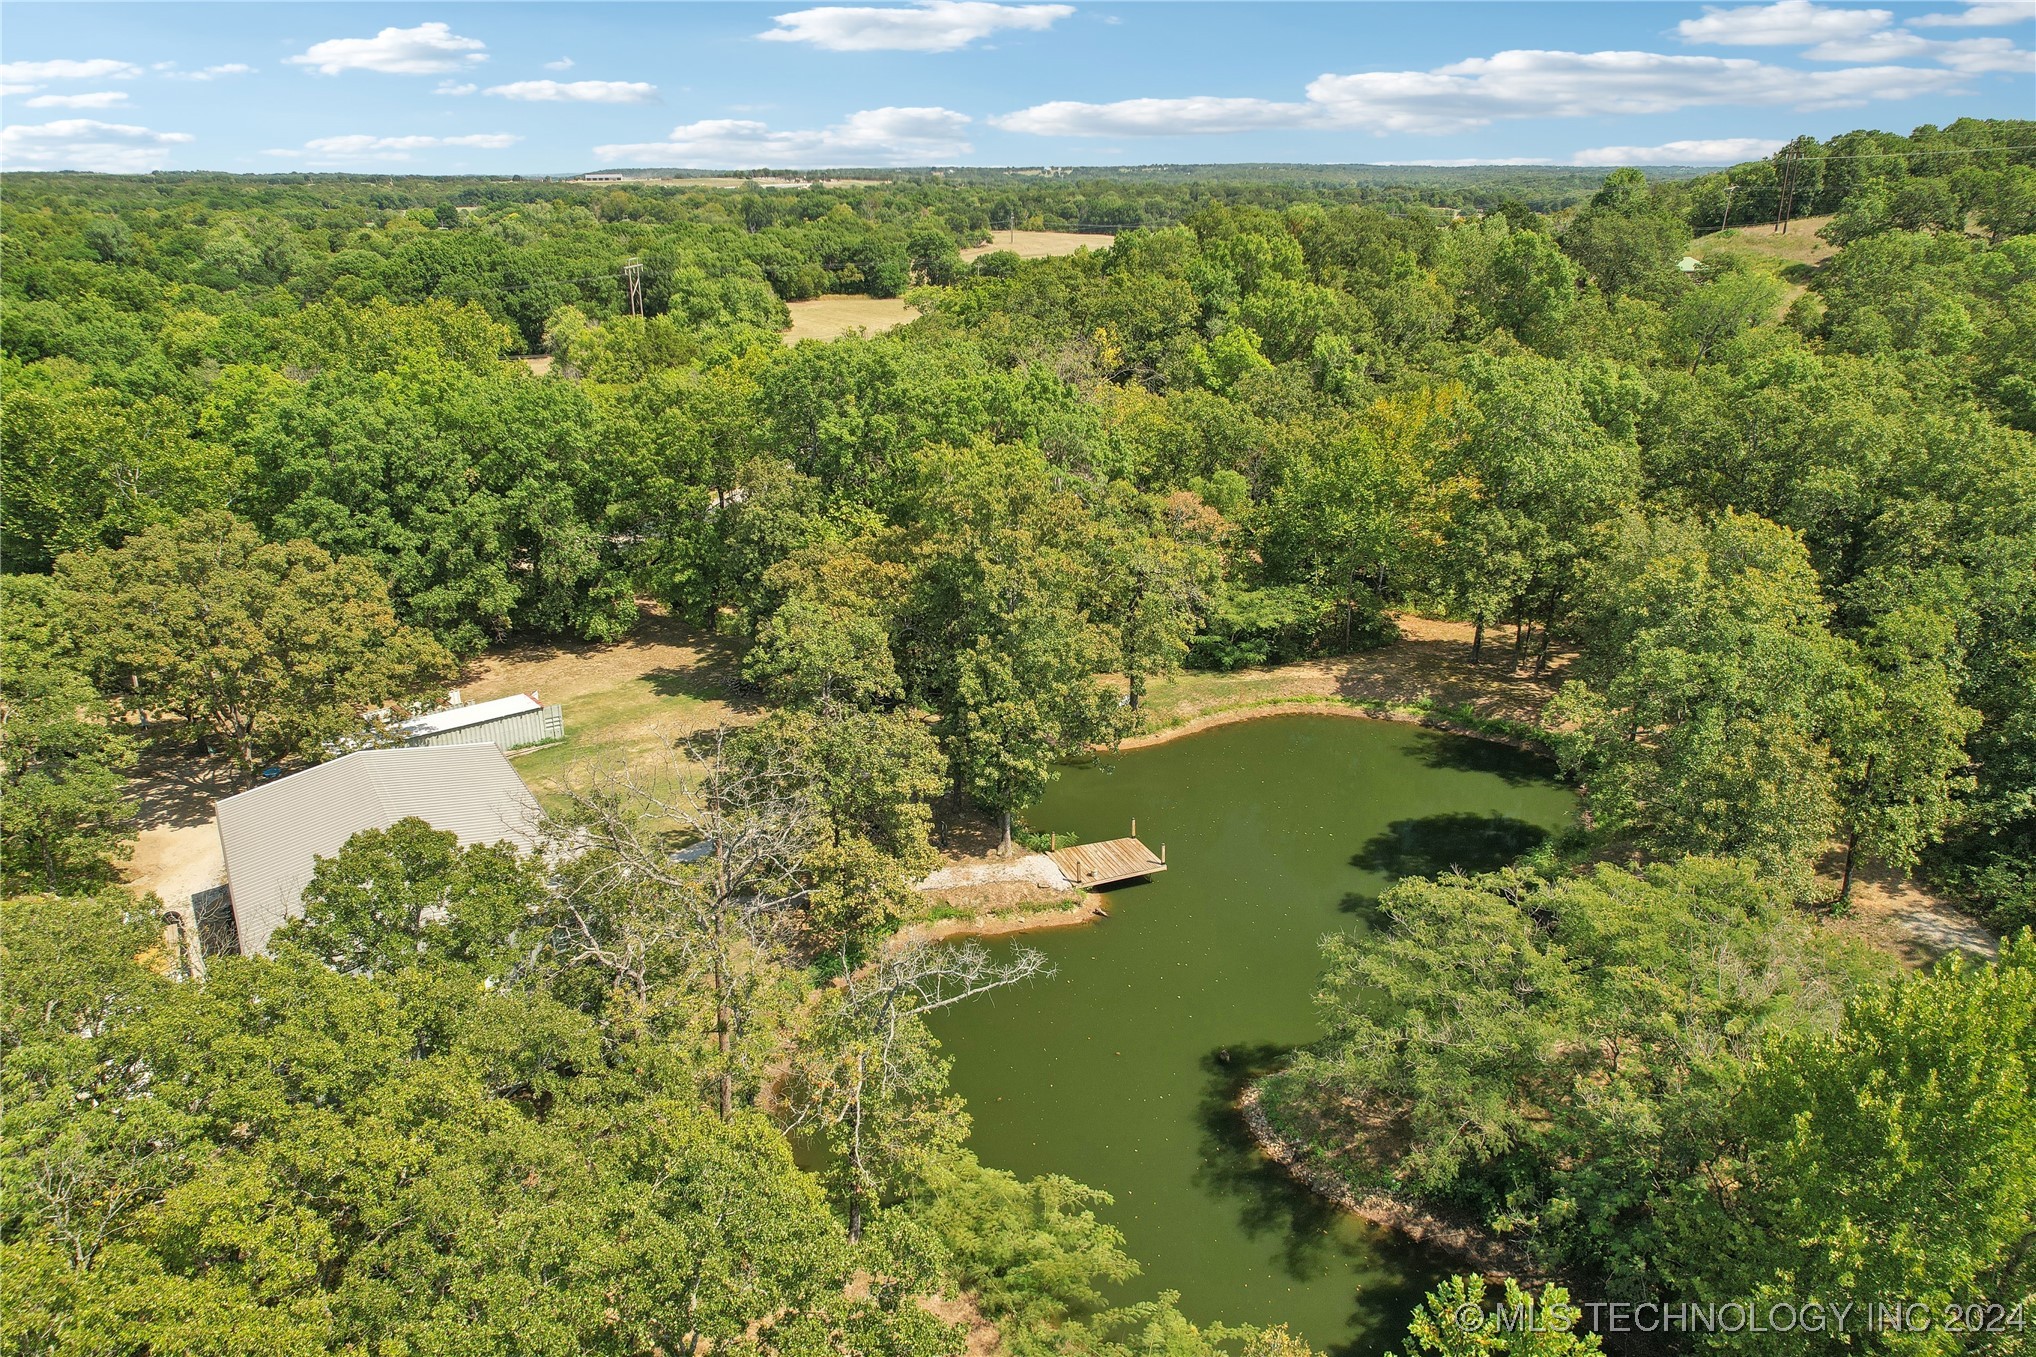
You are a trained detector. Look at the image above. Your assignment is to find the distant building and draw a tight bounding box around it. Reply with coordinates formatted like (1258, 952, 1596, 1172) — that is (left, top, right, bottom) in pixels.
(580, 173, 626, 182)
(214, 745, 542, 956)
(400, 691, 563, 751)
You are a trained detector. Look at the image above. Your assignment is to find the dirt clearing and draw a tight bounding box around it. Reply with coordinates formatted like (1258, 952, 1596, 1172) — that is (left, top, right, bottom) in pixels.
(782, 295, 919, 343)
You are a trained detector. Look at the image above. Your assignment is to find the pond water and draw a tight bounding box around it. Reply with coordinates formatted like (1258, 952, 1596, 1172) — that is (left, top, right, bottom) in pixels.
(925, 714, 1574, 1355)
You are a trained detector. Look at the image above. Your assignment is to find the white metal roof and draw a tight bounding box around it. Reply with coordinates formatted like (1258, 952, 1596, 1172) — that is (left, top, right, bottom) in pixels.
(401, 692, 541, 737)
(215, 745, 541, 956)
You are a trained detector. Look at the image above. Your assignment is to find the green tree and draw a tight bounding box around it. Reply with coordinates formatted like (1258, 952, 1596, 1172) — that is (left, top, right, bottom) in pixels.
(56, 511, 453, 783)
(1562, 169, 1691, 302)
(276, 818, 549, 980)
(0, 585, 137, 894)
(945, 600, 1120, 853)
(1661, 936, 2036, 1354)
(1423, 357, 1638, 665)
(1392, 1276, 1600, 1356)
(1665, 263, 1786, 371)
(1551, 511, 1849, 891)
(734, 708, 947, 946)
(1830, 608, 1979, 907)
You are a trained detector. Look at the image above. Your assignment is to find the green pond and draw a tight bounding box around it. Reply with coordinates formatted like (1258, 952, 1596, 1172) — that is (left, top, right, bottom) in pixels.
(925, 714, 1574, 1355)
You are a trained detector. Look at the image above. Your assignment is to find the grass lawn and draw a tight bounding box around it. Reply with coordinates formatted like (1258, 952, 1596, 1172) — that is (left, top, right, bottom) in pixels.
(458, 607, 750, 805)
(1134, 613, 1572, 739)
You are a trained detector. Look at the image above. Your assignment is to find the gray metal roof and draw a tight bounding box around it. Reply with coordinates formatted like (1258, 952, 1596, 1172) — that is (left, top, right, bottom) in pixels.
(215, 745, 542, 956)
(401, 692, 541, 737)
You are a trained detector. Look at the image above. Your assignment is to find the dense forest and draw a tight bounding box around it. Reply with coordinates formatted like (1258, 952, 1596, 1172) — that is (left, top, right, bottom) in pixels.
(3, 116, 2034, 1354)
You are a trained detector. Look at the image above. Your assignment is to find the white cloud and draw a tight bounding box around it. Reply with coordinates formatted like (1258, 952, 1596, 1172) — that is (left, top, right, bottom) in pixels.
(595, 106, 972, 166)
(996, 94, 1311, 136)
(993, 47, 1969, 138)
(0, 57, 142, 82)
(544, 57, 576, 70)
(0, 118, 192, 172)
(1376, 156, 1559, 166)
(0, 84, 38, 98)
(286, 23, 487, 76)
(1910, 0, 2036, 25)
(485, 79, 658, 103)
(759, 1, 1073, 52)
(281, 132, 520, 159)
(1570, 136, 1788, 164)
(1677, 0, 1892, 45)
(435, 81, 478, 96)
(165, 62, 255, 81)
(25, 90, 129, 108)
(1675, 0, 2032, 67)
(1807, 29, 2034, 66)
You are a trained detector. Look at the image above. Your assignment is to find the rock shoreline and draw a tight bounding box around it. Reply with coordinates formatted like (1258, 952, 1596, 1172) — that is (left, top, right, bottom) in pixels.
(1236, 1083, 1541, 1280)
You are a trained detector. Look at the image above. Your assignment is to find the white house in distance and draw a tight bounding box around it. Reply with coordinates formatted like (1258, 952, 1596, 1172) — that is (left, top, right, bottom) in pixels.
(400, 691, 563, 751)
(212, 745, 542, 957)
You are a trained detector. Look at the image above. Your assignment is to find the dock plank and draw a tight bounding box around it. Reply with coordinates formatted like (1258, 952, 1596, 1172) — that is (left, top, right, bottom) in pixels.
(1048, 837, 1166, 888)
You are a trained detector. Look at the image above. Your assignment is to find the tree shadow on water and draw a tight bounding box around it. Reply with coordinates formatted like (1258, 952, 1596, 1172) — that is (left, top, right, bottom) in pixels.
(1351, 812, 1547, 880)
(1407, 730, 1556, 787)
(1190, 1044, 1479, 1357)
(1337, 891, 1383, 919)
(1191, 1043, 1378, 1283)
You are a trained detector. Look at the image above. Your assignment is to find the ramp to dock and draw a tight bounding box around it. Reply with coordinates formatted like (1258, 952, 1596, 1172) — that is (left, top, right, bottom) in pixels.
(1048, 837, 1166, 889)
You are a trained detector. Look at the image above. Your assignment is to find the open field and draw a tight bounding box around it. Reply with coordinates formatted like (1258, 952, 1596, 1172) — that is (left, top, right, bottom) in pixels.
(961, 230, 1111, 261)
(782, 294, 920, 343)
(457, 607, 748, 796)
(1690, 212, 1838, 265)
(1689, 213, 1838, 310)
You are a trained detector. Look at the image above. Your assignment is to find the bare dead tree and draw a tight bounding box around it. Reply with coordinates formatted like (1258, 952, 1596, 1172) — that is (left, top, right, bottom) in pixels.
(786, 939, 1050, 1239)
(544, 727, 819, 1119)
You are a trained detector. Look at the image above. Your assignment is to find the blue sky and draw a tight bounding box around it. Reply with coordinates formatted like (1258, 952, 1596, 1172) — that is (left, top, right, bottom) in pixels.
(2, 1, 2030, 173)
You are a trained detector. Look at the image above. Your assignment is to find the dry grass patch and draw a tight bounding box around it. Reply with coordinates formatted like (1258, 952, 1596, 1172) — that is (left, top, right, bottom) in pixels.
(1135, 613, 1572, 741)
(782, 295, 919, 343)
(1691, 213, 1838, 266)
(960, 230, 1110, 261)
(1823, 870, 1997, 969)
(459, 607, 749, 798)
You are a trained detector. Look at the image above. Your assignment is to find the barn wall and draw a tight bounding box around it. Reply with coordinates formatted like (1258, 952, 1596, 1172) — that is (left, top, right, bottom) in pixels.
(407, 704, 564, 751)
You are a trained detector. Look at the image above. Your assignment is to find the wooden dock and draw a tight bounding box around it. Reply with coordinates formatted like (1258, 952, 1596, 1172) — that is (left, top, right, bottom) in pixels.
(1048, 837, 1167, 889)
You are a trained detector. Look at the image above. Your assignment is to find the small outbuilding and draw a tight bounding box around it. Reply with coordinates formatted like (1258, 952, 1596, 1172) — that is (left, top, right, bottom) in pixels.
(400, 692, 563, 751)
(214, 745, 542, 957)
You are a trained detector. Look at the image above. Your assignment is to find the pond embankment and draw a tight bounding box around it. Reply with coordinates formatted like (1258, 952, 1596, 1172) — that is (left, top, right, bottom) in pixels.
(1235, 1084, 1541, 1281)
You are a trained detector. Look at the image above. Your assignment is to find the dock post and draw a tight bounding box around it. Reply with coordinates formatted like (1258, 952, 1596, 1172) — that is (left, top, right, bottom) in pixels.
(1131, 818, 1137, 838)
(1050, 831, 1057, 851)
(1161, 843, 1167, 864)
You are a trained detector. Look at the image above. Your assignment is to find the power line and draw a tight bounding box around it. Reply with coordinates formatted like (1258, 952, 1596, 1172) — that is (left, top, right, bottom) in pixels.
(1774, 140, 1807, 235)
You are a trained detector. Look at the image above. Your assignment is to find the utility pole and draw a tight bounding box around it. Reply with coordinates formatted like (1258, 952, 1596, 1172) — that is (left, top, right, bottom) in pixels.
(622, 257, 643, 317)
(1773, 141, 1806, 234)
(1718, 181, 1739, 234)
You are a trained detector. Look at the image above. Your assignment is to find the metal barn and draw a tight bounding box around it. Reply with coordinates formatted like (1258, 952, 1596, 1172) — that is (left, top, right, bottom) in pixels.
(401, 693, 564, 751)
